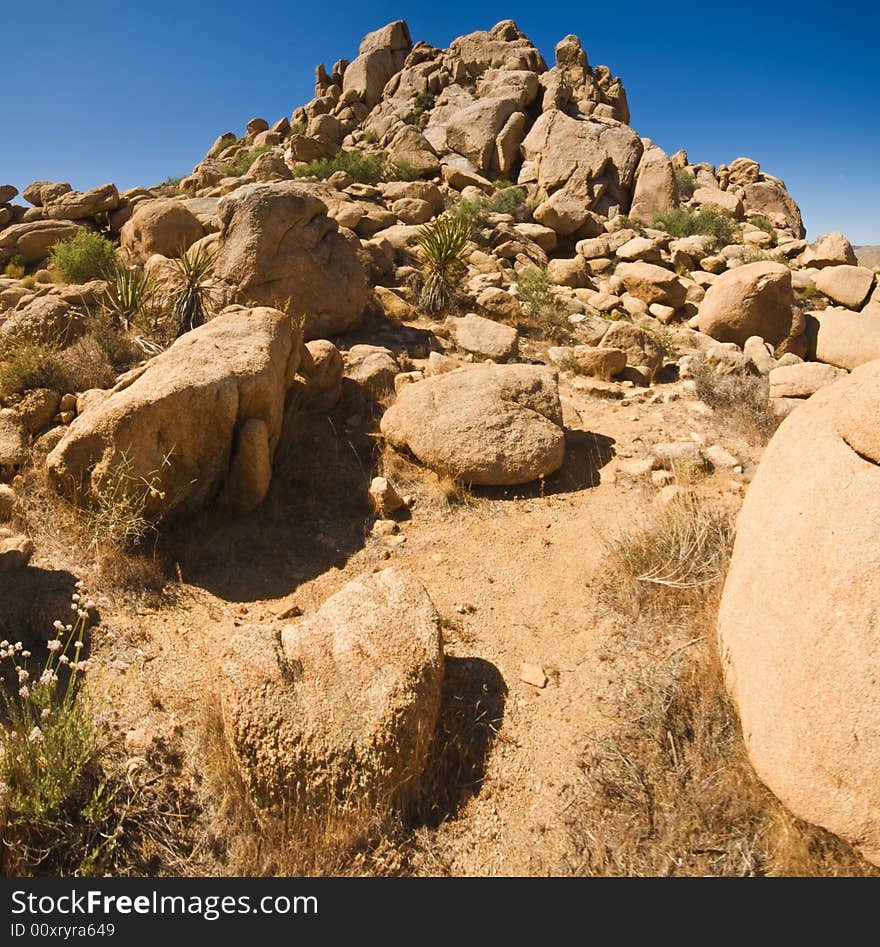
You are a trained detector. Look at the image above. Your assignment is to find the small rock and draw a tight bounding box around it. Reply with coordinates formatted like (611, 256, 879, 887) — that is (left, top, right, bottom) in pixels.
(371, 519, 400, 537)
(520, 662, 548, 689)
(650, 442, 706, 475)
(0, 484, 15, 521)
(369, 476, 404, 516)
(704, 444, 740, 470)
(0, 533, 34, 572)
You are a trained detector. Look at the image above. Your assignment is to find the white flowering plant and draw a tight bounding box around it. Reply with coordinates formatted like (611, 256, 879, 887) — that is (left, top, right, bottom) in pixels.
(0, 583, 96, 820)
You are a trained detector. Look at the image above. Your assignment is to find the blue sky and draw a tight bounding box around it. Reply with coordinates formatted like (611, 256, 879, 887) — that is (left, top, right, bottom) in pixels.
(3, 1, 878, 242)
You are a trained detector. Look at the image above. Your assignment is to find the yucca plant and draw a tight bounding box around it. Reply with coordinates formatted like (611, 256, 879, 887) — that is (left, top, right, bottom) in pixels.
(103, 262, 157, 331)
(416, 215, 471, 315)
(170, 244, 217, 337)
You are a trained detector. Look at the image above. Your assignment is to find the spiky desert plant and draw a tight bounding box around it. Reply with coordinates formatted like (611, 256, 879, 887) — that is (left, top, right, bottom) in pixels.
(103, 262, 157, 331)
(170, 244, 217, 337)
(416, 215, 471, 315)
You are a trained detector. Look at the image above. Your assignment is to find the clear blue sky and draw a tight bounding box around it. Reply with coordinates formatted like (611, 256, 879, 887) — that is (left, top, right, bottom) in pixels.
(4, 1, 878, 242)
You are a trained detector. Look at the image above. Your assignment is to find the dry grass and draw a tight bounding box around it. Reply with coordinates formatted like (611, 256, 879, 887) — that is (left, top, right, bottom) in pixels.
(691, 359, 780, 445)
(567, 486, 877, 876)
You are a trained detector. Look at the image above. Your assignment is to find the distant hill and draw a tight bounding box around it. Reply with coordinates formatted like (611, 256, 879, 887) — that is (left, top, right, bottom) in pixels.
(855, 246, 880, 269)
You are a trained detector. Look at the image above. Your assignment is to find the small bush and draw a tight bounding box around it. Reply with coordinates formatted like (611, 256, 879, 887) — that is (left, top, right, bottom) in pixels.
(674, 167, 697, 199)
(102, 263, 158, 332)
(0, 337, 66, 394)
(691, 358, 779, 444)
(217, 145, 275, 177)
(163, 176, 184, 187)
(389, 159, 422, 182)
(802, 282, 819, 299)
(362, 129, 378, 144)
(489, 185, 526, 217)
(49, 232, 117, 284)
(407, 90, 435, 130)
(210, 133, 238, 157)
(653, 206, 740, 249)
(611, 488, 733, 594)
(291, 149, 386, 185)
(515, 266, 570, 341)
(3, 254, 26, 280)
(647, 325, 681, 360)
(748, 214, 777, 238)
(416, 215, 471, 315)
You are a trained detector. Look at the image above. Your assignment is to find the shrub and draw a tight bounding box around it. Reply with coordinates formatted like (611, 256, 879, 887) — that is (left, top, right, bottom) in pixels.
(610, 488, 733, 593)
(49, 231, 117, 283)
(0, 336, 66, 395)
(647, 325, 681, 360)
(407, 90, 435, 130)
(653, 205, 740, 249)
(449, 196, 489, 232)
(3, 254, 25, 280)
(163, 176, 184, 187)
(674, 167, 697, 199)
(515, 266, 570, 341)
(489, 185, 526, 217)
(389, 159, 422, 182)
(217, 145, 275, 177)
(362, 129, 378, 144)
(171, 243, 217, 336)
(691, 357, 779, 444)
(515, 265, 555, 317)
(210, 133, 238, 157)
(416, 215, 471, 315)
(291, 149, 386, 185)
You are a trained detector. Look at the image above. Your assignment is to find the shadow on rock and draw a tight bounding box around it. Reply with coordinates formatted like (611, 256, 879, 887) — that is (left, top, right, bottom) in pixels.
(412, 655, 507, 828)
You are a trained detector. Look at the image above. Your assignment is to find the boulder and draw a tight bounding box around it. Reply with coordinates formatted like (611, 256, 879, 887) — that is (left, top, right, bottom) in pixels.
(343, 344, 399, 398)
(0, 220, 82, 263)
(547, 256, 591, 288)
(120, 199, 204, 260)
(696, 261, 797, 347)
(801, 231, 858, 269)
(718, 361, 880, 865)
(0, 412, 27, 477)
(740, 180, 805, 238)
(447, 313, 519, 361)
(0, 533, 34, 573)
(213, 182, 369, 339)
(0, 297, 86, 345)
(692, 186, 743, 218)
(548, 345, 626, 380)
(300, 339, 343, 411)
(615, 261, 686, 309)
(0, 185, 17, 204)
(533, 190, 590, 236)
(628, 143, 677, 224)
(342, 48, 398, 109)
(47, 308, 300, 519)
(381, 364, 565, 486)
(768, 361, 847, 399)
(814, 265, 875, 310)
(599, 321, 664, 376)
(807, 308, 880, 370)
(219, 567, 443, 807)
(43, 183, 120, 221)
(520, 109, 643, 212)
(446, 97, 519, 175)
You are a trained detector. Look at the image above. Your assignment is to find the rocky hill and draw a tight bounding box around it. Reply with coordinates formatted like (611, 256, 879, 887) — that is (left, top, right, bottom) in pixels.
(0, 19, 878, 876)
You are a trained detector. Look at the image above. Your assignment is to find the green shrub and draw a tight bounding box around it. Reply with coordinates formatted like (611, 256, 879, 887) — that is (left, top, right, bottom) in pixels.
(407, 90, 435, 130)
(164, 175, 184, 187)
(416, 215, 471, 315)
(653, 206, 740, 249)
(289, 122, 307, 137)
(747, 214, 778, 246)
(362, 129, 378, 144)
(802, 282, 819, 298)
(674, 167, 697, 199)
(217, 144, 275, 177)
(515, 266, 554, 317)
(489, 185, 526, 217)
(49, 231, 117, 283)
(449, 196, 490, 231)
(389, 159, 422, 182)
(3, 254, 26, 280)
(211, 133, 238, 157)
(291, 149, 386, 184)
